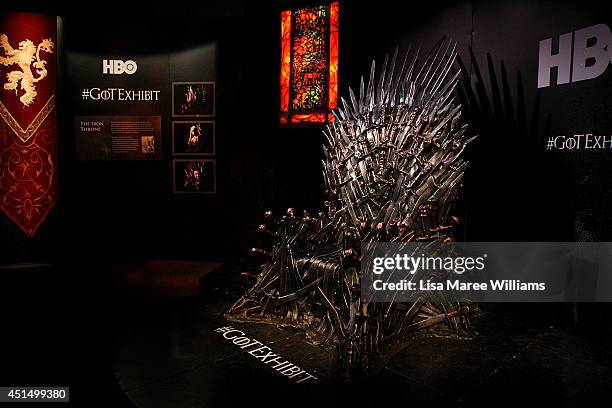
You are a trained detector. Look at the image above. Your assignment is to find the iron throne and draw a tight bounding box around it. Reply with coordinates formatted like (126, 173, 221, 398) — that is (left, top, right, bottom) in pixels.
(227, 40, 477, 378)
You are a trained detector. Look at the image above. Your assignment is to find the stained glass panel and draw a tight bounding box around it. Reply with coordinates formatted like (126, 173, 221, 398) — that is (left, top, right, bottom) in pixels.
(280, 2, 339, 124)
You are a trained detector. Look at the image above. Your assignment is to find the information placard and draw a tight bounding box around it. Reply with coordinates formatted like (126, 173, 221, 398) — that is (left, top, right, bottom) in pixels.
(74, 115, 162, 161)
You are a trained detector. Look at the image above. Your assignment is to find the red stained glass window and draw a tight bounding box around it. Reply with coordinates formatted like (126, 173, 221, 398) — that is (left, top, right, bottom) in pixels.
(280, 2, 339, 125)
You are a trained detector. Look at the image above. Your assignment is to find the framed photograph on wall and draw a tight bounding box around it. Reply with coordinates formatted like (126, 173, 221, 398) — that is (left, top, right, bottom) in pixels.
(172, 121, 215, 155)
(172, 81, 215, 117)
(173, 159, 216, 194)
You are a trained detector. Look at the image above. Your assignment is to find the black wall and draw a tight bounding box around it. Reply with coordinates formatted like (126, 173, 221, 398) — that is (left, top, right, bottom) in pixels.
(1, 0, 611, 263)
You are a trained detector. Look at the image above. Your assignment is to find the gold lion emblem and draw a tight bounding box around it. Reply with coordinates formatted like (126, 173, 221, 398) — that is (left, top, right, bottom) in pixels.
(0, 34, 54, 107)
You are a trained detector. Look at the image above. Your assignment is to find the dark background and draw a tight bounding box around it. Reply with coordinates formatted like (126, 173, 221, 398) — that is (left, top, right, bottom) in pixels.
(0, 1, 611, 407)
(1, 0, 611, 265)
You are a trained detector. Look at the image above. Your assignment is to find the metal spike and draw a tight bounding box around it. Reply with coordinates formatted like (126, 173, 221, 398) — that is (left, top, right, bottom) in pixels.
(349, 87, 359, 116)
(367, 60, 376, 110)
(359, 76, 365, 112)
(377, 53, 389, 105)
(384, 47, 399, 104)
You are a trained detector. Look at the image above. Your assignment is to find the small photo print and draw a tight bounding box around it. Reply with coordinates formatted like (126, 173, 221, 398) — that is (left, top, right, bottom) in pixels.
(141, 135, 156, 154)
(173, 159, 216, 193)
(172, 82, 215, 117)
(172, 121, 214, 155)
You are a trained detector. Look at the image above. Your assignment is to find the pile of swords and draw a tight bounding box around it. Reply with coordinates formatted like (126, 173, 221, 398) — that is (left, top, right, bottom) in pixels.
(227, 40, 477, 378)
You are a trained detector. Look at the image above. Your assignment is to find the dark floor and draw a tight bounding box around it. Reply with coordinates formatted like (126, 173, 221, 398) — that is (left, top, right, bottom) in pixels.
(113, 266, 612, 408)
(0, 261, 221, 408)
(1, 262, 611, 407)
(112, 261, 223, 307)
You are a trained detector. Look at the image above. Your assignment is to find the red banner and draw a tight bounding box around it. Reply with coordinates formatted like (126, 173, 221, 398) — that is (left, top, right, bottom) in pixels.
(0, 12, 57, 237)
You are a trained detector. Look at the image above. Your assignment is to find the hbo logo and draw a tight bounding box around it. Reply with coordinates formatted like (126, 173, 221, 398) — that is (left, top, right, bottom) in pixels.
(538, 23, 612, 88)
(102, 59, 137, 75)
